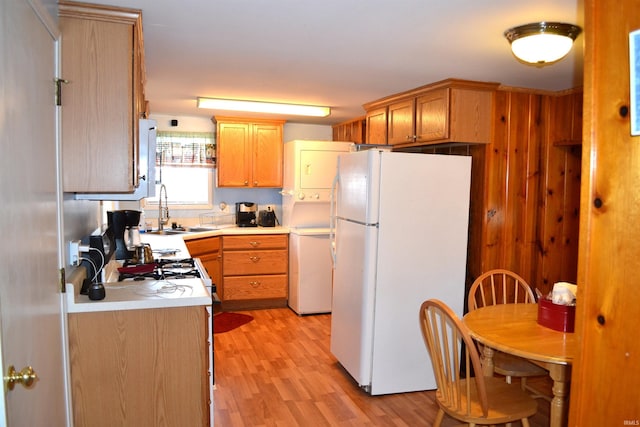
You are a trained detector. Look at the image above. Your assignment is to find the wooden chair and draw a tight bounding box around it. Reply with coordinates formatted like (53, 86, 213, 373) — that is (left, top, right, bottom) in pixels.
(468, 269, 549, 396)
(419, 299, 538, 426)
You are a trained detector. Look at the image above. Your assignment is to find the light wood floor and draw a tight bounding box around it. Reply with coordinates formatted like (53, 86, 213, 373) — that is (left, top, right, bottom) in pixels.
(213, 308, 552, 426)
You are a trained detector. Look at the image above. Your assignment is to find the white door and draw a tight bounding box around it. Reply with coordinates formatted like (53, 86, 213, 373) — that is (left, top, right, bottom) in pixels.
(0, 0, 67, 425)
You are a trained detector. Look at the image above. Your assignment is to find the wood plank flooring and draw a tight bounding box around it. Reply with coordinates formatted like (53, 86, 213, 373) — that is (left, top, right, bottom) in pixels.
(213, 308, 552, 426)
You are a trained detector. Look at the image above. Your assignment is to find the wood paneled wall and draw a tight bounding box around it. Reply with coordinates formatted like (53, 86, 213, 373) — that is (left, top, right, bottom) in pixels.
(569, 0, 640, 423)
(422, 88, 582, 299)
(537, 92, 582, 294)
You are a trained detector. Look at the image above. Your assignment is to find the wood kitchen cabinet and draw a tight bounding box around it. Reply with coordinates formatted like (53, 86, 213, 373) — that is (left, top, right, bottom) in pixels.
(363, 79, 498, 148)
(59, 1, 147, 193)
(221, 234, 288, 310)
(185, 236, 222, 288)
(68, 306, 210, 427)
(332, 116, 366, 143)
(214, 117, 285, 187)
(365, 106, 388, 145)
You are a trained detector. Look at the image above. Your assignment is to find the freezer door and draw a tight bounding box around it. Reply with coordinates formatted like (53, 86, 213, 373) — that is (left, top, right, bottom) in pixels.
(335, 150, 381, 225)
(330, 218, 378, 390)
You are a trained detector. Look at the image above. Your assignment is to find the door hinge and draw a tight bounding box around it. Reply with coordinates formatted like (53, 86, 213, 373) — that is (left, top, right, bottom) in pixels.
(54, 78, 69, 106)
(59, 267, 66, 293)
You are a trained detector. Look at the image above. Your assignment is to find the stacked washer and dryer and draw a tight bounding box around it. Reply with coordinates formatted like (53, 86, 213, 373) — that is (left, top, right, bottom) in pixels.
(282, 140, 354, 314)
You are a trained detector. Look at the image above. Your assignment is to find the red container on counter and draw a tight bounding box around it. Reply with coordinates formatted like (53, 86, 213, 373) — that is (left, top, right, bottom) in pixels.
(537, 298, 576, 332)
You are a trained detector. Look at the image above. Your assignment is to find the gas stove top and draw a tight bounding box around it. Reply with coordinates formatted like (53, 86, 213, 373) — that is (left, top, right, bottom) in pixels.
(118, 258, 202, 282)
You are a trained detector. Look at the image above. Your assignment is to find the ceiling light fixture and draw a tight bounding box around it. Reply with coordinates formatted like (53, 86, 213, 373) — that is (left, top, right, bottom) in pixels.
(504, 22, 582, 65)
(197, 97, 331, 117)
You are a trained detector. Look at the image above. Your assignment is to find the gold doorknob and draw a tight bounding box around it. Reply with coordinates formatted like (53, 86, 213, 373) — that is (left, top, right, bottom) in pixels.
(5, 365, 37, 390)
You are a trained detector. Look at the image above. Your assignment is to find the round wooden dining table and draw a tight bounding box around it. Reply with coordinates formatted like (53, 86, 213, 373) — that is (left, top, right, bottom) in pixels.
(463, 303, 577, 427)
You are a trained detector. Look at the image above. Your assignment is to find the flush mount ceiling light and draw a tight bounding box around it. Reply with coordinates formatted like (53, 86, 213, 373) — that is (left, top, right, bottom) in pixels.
(197, 97, 331, 117)
(504, 22, 582, 65)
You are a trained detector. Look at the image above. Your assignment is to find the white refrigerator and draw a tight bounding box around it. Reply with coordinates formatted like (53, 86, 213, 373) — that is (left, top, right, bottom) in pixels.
(330, 150, 471, 395)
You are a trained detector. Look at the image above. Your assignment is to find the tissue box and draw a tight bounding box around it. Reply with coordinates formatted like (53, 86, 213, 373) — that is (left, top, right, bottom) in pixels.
(537, 298, 576, 332)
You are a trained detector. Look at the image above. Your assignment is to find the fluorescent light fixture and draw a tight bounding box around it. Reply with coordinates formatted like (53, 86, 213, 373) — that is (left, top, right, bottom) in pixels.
(197, 97, 330, 117)
(504, 22, 582, 65)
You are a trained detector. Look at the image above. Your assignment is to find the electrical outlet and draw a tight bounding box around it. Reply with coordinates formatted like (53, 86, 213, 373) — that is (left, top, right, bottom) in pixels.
(69, 240, 81, 266)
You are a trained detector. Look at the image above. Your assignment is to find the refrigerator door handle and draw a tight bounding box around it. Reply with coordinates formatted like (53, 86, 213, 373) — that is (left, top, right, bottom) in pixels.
(329, 168, 339, 265)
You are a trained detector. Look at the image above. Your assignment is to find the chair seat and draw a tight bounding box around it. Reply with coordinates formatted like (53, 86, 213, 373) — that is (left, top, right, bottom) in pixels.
(438, 376, 538, 424)
(493, 350, 548, 377)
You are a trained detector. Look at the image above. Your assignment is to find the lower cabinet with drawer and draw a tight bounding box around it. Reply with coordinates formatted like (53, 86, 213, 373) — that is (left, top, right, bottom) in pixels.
(221, 233, 288, 310)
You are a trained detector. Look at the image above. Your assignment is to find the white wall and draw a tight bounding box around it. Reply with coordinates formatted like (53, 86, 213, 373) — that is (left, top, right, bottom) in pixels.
(284, 123, 332, 141)
(152, 114, 214, 132)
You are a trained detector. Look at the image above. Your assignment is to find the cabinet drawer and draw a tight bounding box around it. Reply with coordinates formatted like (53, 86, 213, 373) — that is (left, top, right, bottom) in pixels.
(223, 275, 287, 300)
(223, 250, 288, 275)
(185, 236, 220, 256)
(223, 234, 288, 250)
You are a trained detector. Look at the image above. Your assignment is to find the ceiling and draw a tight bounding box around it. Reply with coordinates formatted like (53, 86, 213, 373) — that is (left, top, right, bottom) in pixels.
(78, 0, 583, 125)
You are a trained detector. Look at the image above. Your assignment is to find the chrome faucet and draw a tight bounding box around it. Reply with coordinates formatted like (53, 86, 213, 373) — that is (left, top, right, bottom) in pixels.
(158, 183, 170, 231)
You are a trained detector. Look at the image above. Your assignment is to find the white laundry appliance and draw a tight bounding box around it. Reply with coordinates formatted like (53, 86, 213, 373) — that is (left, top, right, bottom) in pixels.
(282, 140, 354, 314)
(330, 149, 471, 395)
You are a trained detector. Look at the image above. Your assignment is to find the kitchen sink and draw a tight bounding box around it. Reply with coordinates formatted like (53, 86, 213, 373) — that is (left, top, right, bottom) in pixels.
(146, 229, 191, 235)
(187, 226, 219, 232)
(145, 225, 231, 235)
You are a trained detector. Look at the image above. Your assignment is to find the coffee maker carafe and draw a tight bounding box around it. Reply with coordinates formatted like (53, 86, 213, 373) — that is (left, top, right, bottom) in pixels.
(109, 210, 142, 260)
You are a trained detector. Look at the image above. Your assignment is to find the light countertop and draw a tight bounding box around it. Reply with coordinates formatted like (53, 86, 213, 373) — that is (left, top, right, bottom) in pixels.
(175, 225, 289, 240)
(66, 279, 212, 314)
(65, 226, 289, 314)
(66, 234, 206, 313)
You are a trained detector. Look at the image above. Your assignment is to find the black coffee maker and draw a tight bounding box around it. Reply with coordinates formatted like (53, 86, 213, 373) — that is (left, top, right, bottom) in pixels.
(236, 202, 257, 227)
(108, 210, 142, 260)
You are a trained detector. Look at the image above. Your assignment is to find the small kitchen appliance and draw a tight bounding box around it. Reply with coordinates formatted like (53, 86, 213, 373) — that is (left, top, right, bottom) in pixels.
(109, 210, 142, 260)
(235, 202, 257, 227)
(258, 207, 277, 227)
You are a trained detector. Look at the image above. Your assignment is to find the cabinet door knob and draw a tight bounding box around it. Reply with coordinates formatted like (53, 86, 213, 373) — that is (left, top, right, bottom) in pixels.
(244, 180, 249, 186)
(254, 181, 258, 186)
(249, 256, 261, 262)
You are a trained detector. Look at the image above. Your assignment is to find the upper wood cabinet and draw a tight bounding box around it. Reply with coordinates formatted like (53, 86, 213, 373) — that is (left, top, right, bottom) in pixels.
(365, 106, 388, 145)
(332, 116, 366, 143)
(214, 117, 285, 188)
(363, 79, 498, 148)
(59, 1, 146, 193)
(387, 99, 414, 145)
